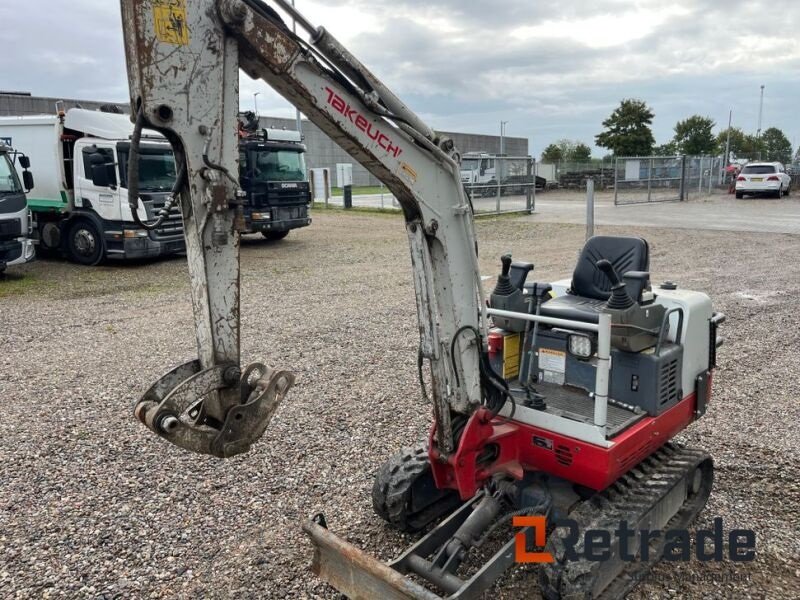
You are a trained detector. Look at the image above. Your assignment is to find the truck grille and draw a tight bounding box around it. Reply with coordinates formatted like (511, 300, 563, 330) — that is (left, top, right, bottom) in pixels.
(143, 196, 184, 240)
(0, 218, 22, 239)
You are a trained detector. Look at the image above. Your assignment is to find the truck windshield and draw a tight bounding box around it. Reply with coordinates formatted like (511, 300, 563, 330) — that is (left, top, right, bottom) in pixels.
(251, 149, 306, 182)
(0, 154, 22, 194)
(118, 146, 177, 192)
(461, 158, 480, 171)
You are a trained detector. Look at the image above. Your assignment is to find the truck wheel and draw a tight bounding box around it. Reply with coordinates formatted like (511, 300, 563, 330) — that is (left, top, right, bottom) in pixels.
(735, 191, 743, 199)
(262, 231, 289, 241)
(67, 219, 104, 266)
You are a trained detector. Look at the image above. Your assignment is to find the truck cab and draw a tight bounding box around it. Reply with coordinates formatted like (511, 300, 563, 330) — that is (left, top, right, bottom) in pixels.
(460, 152, 499, 197)
(0, 108, 184, 265)
(238, 127, 312, 240)
(0, 143, 35, 273)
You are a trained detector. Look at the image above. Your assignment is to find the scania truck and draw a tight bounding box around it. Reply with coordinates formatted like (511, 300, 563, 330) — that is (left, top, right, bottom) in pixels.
(0, 142, 35, 273)
(0, 108, 184, 265)
(238, 113, 311, 240)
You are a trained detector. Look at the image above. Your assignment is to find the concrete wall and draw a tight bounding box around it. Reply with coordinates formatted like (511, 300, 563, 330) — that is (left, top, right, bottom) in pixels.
(0, 94, 529, 187)
(259, 116, 529, 187)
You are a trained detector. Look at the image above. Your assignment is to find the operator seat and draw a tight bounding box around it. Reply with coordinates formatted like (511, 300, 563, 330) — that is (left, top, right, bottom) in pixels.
(539, 236, 650, 323)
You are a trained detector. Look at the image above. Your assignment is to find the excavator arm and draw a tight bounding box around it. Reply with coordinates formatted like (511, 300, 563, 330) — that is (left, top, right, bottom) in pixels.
(121, 0, 492, 458)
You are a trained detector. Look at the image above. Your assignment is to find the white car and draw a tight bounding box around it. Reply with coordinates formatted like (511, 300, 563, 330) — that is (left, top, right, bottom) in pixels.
(735, 162, 791, 198)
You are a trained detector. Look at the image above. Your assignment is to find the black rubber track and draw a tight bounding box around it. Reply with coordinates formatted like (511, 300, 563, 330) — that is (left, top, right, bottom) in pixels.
(539, 443, 714, 600)
(372, 443, 462, 533)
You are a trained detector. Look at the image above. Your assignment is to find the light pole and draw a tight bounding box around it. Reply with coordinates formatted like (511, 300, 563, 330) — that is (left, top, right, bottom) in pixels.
(500, 120, 508, 155)
(756, 84, 765, 140)
(253, 92, 260, 117)
(724, 109, 732, 167)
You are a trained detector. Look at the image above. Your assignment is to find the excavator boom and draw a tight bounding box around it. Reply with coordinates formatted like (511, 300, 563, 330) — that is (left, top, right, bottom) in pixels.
(121, 0, 488, 457)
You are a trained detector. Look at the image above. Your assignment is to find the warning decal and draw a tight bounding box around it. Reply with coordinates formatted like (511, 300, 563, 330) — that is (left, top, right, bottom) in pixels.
(538, 348, 566, 373)
(154, 0, 190, 46)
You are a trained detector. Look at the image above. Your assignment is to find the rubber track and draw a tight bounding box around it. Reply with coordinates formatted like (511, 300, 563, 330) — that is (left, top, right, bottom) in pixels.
(372, 444, 461, 533)
(540, 443, 714, 600)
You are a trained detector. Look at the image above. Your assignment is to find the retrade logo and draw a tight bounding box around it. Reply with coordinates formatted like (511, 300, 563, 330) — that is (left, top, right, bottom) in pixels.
(324, 87, 403, 159)
(514, 517, 756, 563)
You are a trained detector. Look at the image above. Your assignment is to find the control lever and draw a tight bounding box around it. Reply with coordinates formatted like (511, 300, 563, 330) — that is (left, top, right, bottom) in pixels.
(492, 254, 516, 296)
(596, 259, 635, 310)
(490, 254, 526, 332)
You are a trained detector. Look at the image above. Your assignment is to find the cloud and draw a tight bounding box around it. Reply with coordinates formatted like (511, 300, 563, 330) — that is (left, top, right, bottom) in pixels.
(2, 0, 798, 155)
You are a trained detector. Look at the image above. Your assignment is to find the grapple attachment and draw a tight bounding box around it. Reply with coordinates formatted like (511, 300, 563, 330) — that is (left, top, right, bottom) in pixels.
(134, 360, 294, 458)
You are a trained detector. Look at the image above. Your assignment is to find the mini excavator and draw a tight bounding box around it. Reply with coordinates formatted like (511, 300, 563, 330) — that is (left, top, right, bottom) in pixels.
(120, 1, 725, 597)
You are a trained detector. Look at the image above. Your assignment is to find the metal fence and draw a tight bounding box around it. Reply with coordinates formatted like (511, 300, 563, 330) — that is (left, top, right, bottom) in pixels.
(613, 155, 725, 205)
(536, 160, 616, 190)
(788, 162, 800, 188)
(463, 155, 537, 215)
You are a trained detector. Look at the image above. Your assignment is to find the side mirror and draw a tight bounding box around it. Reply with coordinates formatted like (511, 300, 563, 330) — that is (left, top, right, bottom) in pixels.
(18, 155, 30, 170)
(22, 171, 34, 192)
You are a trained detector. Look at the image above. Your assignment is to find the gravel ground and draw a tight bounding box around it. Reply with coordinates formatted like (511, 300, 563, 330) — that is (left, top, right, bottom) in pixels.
(1, 210, 799, 599)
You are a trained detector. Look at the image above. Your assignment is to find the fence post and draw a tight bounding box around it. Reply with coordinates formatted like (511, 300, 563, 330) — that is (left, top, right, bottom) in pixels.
(526, 157, 534, 214)
(586, 178, 595, 241)
(343, 184, 352, 209)
(613, 157, 619, 205)
(495, 156, 502, 213)
(698, 156, 704, 195)
(647, 157, 653, 203)
(679, 155, 687, 201)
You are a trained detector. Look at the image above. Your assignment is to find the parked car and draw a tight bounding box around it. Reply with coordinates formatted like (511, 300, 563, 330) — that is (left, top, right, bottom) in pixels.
(735, 162, 791, 198)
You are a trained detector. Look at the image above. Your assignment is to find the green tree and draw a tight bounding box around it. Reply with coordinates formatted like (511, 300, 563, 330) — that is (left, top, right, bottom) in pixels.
(542, 139, 593, 162)
(555, 139, 576, 159)
(653, 142, 677, 156)
(572, 143, 592, 161)
(760, 127, 792, 163)
(595, 99, 655, 156)
(715, 127, 759, 161)
(541, 143, 563, 163)
(672, 115, 716, 155)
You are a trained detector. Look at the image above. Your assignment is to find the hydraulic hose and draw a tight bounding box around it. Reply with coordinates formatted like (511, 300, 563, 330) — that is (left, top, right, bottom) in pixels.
(127, 107, 186, 231)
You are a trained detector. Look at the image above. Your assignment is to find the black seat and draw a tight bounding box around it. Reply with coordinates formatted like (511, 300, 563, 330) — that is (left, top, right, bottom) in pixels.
(540, 236, 649, 323)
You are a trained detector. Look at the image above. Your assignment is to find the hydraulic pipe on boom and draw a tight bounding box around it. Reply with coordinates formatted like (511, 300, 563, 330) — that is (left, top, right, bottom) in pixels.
(121, 0, 494, 457)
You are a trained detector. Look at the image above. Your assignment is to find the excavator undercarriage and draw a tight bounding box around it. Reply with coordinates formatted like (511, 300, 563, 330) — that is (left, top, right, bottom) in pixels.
(118, 1, 724, 598)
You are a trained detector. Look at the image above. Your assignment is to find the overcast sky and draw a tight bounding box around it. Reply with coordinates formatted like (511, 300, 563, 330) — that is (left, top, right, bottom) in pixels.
(1, 0, 798, 156)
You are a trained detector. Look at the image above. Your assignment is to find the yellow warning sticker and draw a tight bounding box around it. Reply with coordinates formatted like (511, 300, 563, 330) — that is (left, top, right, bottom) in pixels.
(502, 333, 521, 380)
(400, 162, 418, 184)
(154, 0, 190, 46)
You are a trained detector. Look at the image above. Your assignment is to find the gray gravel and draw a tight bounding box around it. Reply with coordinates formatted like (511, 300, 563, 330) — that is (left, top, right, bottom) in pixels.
(1, 210, 799, 599)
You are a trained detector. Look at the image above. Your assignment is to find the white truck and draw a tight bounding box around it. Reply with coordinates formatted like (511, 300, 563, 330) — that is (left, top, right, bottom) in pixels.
(459, 152, 498, 195)
(0, 142, 36, 273)
(0, 108, 184, 265)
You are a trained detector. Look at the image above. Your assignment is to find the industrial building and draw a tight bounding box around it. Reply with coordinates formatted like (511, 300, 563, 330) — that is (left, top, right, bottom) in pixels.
(0, 92, 528, 186)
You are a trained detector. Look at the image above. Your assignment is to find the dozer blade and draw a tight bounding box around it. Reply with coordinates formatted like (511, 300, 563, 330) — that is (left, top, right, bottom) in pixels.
(303, 516, 440, 600)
